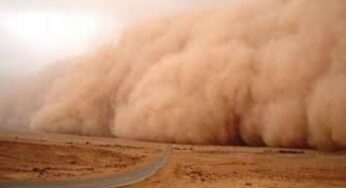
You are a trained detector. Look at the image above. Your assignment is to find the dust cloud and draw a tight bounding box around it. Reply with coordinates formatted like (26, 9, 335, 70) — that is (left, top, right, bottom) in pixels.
(1, 0, 346, 151)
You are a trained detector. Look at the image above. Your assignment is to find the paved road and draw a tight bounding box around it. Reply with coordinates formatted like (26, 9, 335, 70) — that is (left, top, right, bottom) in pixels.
(0, 145, 172, 188)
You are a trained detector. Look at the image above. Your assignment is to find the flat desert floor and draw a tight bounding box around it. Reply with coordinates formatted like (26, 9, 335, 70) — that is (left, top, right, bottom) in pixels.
(0, 131, 345, 188)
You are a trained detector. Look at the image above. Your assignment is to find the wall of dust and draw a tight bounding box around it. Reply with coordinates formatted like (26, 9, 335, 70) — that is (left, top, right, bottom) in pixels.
(1, 0, 346, 151)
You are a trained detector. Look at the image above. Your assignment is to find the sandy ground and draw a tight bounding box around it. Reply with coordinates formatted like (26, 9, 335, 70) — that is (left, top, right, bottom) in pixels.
(0, 131, 345, 188)
(130, 145, 346, 188)
(0, 131, 162, 181)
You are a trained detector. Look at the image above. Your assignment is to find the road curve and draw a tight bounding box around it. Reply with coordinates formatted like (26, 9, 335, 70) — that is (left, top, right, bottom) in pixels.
(0, 145, 172, 188)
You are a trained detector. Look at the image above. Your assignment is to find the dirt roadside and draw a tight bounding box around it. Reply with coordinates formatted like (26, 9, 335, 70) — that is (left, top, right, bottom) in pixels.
(0, 131, 162, 181)
(0, 131, 345, 188)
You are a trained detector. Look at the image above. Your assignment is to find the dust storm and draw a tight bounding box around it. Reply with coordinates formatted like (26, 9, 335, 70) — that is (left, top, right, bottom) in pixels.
(1, 0, 346, 151)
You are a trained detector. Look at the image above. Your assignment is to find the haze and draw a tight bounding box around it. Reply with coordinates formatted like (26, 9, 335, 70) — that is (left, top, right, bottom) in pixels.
(0, 0, 232, 80)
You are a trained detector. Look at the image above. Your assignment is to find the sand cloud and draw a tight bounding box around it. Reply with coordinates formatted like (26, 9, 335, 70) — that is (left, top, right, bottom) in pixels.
(1, 0, 346, 151)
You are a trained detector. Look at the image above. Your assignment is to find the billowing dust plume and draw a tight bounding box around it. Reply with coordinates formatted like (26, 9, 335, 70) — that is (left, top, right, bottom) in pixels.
(1, 0, 346, 150)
